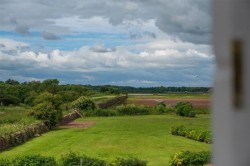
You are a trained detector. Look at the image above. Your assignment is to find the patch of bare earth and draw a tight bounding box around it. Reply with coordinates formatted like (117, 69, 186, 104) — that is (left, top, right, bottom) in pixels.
(62, 121, 95, 128)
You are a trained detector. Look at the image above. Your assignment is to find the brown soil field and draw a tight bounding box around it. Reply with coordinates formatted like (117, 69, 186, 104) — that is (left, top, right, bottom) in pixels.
(128, 98, 210, 108)
(62, 121, 95, 128)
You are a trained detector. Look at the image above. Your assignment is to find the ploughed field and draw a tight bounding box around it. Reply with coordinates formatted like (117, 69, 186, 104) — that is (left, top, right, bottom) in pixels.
(0, 115, 210, 166)
(127, 93, 211, 108)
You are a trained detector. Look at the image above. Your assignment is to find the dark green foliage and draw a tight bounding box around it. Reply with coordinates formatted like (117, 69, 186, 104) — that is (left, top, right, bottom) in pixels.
(175, 102, 196, 117)
(169, 151, 211, 166)
(61, 152, 106, 166)
(0, 159, 11, 166)
(33, 92, 62, 109)
(116, 104, 150, 115)
(72, 96, 96, 111)
(99, 85, 120, 94)
(84, 108, 118, 117)
(170, 125, 212, 143)
(12, 155, 56, 166)
(113, 157, 147, 166)
(31, 102, 62, 128)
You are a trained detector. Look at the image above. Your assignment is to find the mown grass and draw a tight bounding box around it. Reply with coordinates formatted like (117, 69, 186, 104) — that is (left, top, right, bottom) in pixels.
(0, 115, 211, 165)
(0, 106, 38, 136)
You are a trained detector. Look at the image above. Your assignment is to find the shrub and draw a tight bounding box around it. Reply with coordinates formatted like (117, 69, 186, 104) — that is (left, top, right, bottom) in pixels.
(112, 157, 147, 166)
(116, 104, 150, 115)
(175, 102, 196, 117)
(72, 96, 96, 111)
(155, 104, 166, 114)
(31, 102, 62, 128)
(12, 155, 56, 166)
(61, 152, 106, 166)
(170, 125, 212, 143)
(0, 159, 11, 166)
(169, 151, 211, 166)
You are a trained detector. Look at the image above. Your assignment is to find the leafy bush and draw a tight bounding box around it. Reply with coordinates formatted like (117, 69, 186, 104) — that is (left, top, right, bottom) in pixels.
(12, 155, 56, 166)
(61, 152, 106, 166)
(31, 102, 62, 128)
(0, 159, 11, 166)
(170, 125, 212, 143)
(175, 102, 196, 117)
(112, 157, 147, 166)
(169, 151, 211, 166)
(155, 103, 166, 113)
(72, 96, 96, 111)
(116, 104, 150, 115)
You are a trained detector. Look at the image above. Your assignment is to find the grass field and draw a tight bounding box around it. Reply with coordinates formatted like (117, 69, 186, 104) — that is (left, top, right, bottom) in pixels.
(0, 115, 211, 165)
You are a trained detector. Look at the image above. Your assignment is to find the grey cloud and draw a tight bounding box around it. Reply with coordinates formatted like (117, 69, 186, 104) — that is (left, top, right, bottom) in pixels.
(42, 31, 61, 40)
(129, 31, 156, 40)
(0, 44, 5, 48)
(90, 44, 115, 53)
(0, 0, 211, 44)
(15, 25, 30, 35)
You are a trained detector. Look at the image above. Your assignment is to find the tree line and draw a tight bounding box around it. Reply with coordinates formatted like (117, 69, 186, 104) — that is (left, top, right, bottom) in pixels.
(0, 79, 211, 106)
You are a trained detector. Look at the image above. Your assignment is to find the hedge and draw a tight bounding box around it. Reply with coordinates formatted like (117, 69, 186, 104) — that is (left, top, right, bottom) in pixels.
(170, 125, 212, 144)
(169, 151, 211, 166)
(0, 153, 147, 166)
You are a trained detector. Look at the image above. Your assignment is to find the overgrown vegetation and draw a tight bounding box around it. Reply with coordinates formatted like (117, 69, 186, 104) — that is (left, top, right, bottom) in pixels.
(72, 96, 96, 112)
(170, 125, 212, 143)
(169, 151, 211, 166)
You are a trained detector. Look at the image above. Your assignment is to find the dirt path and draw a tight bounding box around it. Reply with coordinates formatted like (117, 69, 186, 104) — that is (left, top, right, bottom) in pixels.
(62, 121, 95, 128)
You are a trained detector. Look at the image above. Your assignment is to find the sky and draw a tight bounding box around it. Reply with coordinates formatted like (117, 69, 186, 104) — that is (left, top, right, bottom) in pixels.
(0, 0, 214, 87)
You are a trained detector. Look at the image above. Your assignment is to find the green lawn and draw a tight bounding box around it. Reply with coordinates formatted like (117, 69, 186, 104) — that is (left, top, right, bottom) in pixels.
(0, 115, 211, 165)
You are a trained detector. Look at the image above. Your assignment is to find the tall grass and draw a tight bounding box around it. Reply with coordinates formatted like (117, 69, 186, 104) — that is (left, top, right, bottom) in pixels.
(0, 106, 39, 136)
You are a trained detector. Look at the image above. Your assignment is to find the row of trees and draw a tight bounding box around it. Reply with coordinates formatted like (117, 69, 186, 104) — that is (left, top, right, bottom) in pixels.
(0, 79, 120, 106)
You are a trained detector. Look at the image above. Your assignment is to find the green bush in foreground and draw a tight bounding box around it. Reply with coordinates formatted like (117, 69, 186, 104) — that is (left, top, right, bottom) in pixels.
(170, 125, 212, 144)
(0, 159, 11, 166)
(12, 155, 56, 166)
(169, 151, 211, 166)
(112, 157, 147, 166)
(61, 152, 106, 166)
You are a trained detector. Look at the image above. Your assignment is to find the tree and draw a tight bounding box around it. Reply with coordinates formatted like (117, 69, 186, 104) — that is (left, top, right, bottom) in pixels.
(72, 96, 95, 112)
(33, 92, 62, 109)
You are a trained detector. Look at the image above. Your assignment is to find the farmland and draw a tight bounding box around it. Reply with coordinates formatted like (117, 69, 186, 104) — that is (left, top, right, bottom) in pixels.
(0, 114, 210, 165)
(0, 80, 212, 165)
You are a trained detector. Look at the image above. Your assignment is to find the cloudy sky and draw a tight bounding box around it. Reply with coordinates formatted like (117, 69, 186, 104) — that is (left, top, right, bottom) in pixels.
(0, 0, 214, 87)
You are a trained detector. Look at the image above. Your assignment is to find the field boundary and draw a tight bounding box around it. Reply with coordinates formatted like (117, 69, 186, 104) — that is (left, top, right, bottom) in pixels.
(0, 111, 81, 151)
(97, 95, 128, 109)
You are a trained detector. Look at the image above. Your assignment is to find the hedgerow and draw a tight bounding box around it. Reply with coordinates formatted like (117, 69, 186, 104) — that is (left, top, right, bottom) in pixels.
(0, 153, 147, 166)
(169, 151, 211, 166)
(170, 125, 212, 143)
